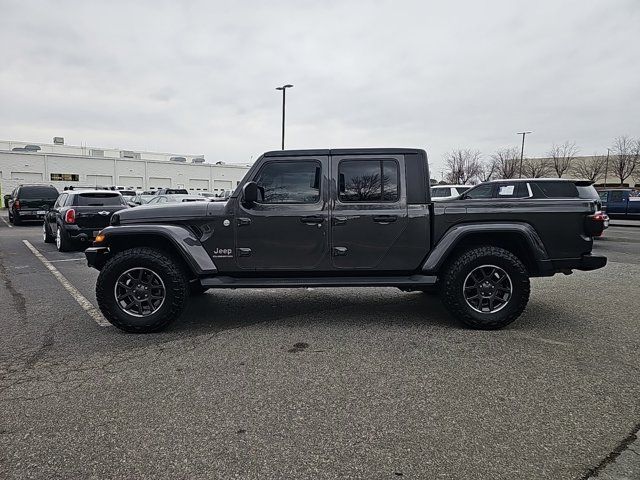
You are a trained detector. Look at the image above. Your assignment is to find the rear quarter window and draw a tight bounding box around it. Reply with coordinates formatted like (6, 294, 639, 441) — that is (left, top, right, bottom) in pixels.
(532, 181, 578, 198)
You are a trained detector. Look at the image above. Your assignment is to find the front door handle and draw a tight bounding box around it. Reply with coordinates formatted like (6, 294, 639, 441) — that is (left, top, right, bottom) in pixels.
(300, 215, 325, 225)
(373, 215, 397, 224)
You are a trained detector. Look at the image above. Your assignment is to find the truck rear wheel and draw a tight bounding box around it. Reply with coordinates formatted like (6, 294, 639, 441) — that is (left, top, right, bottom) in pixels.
(96, 247, 189, 333)
(440, 246, 530, 330)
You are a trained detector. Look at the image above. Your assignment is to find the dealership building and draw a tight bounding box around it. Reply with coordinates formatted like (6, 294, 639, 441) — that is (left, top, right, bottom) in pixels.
(0, 138, 250, 195)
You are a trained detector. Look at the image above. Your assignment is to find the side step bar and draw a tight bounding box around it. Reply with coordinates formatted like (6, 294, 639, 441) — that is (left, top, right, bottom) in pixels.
(200, 274, 438, 289)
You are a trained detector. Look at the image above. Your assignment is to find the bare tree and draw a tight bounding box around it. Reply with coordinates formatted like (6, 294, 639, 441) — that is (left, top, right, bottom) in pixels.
(491, 147, 520, 179)
(443, 149, 482, 184)
(522, 157, 551, 178)
(572, 154, 607, 182)
(548, 141, 578, 178)
(610, 136, 639, 185)
(477, 157, 497, 182)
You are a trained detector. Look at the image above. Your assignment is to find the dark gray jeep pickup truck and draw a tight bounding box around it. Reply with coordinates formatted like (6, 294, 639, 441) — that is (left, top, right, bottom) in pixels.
(85, 148, 606, 333)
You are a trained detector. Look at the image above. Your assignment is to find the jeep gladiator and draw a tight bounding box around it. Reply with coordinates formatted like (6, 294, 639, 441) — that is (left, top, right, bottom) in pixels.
(85, 148, 606, 333)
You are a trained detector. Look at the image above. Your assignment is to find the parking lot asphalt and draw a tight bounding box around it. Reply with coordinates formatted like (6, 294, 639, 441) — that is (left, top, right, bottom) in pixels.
(1, 218, 639, 480)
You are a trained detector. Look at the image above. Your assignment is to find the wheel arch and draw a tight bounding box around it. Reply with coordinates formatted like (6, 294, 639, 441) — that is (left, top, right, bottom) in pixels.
(100, 225, 217, 277)
(422, 222, 548, 276)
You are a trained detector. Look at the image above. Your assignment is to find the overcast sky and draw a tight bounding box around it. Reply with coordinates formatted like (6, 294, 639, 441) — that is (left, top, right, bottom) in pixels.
(1, 0, 639, 175)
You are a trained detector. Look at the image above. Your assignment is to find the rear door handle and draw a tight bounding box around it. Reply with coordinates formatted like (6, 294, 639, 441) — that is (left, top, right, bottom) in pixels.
(333, 216, 347, 226)
(300, 215, 325, 225)
(373, 215, 397, 224)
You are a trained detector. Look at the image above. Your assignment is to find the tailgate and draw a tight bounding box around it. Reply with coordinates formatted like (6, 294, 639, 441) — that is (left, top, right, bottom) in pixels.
(19, 198, 55, 212)
(75, 207, 122, 229)
(73, 192, 127, 229)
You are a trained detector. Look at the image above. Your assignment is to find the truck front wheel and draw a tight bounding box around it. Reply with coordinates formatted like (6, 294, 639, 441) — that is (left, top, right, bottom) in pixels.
(96, 247, 189, 333)
(440, 246, 530, 330)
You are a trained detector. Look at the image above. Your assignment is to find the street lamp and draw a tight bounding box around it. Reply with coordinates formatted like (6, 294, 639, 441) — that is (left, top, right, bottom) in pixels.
(517, 131, 532, 178)
(276, 84, 294, 150)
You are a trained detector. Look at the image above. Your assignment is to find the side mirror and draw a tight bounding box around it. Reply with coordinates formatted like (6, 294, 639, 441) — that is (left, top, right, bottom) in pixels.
(242, 181, 259, 206)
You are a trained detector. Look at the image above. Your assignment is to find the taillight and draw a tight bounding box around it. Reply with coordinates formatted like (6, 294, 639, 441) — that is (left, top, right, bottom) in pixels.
(65, 209, 76, 224)
(14, 200, 21, 210)
(585, 211, 605, 237)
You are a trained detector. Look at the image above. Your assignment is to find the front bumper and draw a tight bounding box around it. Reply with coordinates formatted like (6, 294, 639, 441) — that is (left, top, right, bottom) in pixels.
(85, 246, 110, 270)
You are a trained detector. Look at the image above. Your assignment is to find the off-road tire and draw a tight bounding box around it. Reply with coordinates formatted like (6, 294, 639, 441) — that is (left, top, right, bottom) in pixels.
(440, 246, 530, 330)
(96, 247, 189, 333)
(43, 222, 54, 243)
(56, 225, 73, 252)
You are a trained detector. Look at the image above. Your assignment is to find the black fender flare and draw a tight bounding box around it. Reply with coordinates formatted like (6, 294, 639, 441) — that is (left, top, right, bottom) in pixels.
(99, 224, 217, 275)
(422, 222, 549, 273)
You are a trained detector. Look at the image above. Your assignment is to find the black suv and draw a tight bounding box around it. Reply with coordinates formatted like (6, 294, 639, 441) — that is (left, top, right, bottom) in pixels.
(7, 184, 59, 225)
(44, 190, 129, 251)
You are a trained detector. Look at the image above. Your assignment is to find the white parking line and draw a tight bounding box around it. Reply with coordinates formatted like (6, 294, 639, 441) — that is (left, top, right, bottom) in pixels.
(47, 258, 85, 263)
(1, 216, 13, 228)
(22, 240, 111, 327)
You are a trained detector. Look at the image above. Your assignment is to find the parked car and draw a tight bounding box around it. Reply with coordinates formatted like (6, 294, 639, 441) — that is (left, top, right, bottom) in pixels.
(598, 188, 640, 219)
(431, 184, 472, 200)
(85, 148, 605, 333)
(131, 194, 156, 205)
(7, 184, 59, 225)
(154, 188, 189, 195)
(44, 190, 129, 251)
(145, 194, 207, 205)
(209, 190, 234, 202)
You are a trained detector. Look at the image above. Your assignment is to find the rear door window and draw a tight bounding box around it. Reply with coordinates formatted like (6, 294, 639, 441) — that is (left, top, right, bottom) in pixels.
(598, 191, 609, 202)
(75, 193, 125, 206)
(495, 182, 530, 198)
(338, 159, 399, 202)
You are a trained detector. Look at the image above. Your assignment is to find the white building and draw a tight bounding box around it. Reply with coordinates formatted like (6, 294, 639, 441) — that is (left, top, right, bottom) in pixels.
(0, 138, 250, 195)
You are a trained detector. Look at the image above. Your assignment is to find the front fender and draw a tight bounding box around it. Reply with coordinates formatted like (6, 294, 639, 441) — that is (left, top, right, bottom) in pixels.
(96, 224, 217, 275)
(422, 222, 549, 273)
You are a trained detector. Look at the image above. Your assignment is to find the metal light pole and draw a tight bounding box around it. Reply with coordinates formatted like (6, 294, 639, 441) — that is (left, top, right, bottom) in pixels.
(603, 148, 610, 187)
(275, 84, 293, 150)
(517, 131, 532, 178)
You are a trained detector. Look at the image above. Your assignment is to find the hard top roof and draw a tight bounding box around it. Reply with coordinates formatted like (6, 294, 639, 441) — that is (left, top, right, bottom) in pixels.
(263, 148, 425, 157)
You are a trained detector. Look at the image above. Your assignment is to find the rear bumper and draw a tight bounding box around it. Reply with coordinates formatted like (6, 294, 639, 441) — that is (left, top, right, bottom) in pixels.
(64, 225, 104, 243)
(85, 246, 110, 270)
(539, 254, 607, 275)
(15, 210, 47, 220)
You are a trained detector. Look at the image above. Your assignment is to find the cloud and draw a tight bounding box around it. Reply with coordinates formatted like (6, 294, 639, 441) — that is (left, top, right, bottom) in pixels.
(1, 0, 639, 172)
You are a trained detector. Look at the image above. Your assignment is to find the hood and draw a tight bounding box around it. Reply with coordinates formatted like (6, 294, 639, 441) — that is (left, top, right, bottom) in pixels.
(116, 201, 210, 224)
